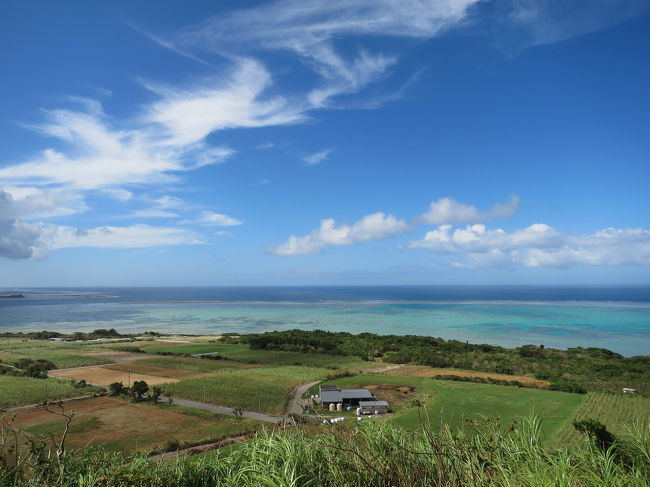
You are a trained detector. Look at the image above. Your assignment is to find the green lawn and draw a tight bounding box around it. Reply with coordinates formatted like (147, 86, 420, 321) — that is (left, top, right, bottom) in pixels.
(331, 375, 585, 440)
(0, 375, 102, 408)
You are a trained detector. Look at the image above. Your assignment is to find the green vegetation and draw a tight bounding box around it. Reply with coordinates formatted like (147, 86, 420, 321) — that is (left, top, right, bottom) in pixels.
(554, 392, 650, 446)
(162, 366, 327, 414)
(245, 329, 650, 393)
(330, 374, 584, 439)
(145, 343, 247, 355)
(2, 416, 649, 486)
(133, 356, 250, 372)
(0, 375, 101, 409)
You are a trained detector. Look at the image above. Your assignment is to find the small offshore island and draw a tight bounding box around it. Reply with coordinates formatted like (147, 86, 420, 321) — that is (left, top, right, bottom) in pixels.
(1, 327, 649, 486)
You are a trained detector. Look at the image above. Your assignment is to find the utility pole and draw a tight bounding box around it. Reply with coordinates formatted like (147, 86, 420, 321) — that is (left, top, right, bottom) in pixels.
(203, 378, 207, 403)
(45, 379, 48, 405)
(128, 368, 131, 388)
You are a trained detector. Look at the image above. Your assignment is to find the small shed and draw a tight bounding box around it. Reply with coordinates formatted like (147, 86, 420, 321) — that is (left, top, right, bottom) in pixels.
(359, 400, 389, 415)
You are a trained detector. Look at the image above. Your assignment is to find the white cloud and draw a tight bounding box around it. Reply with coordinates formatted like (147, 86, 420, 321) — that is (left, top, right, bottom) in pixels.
(143, 58, 306, 147)
(270, 212, 409, 255)
(410, 223, 650, 268)
(101, 188, 133, 202)
(197, 210, 242, 227)
(419, 195, 520, 224)
(499, 0, 650, 51)
(0, 102, 233, 190)
(303, 149, 333, 166)
(0, 187, 86, 219)
(47, 224, 202, 250)
(178, 0, 479, 107)
(0, 219, 48, 260)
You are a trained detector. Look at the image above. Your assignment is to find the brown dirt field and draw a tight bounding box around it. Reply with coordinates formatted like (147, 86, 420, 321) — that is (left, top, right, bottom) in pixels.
(49, 366, 182, 386)
(386, 365, 550, 388)
(364, 384, 415, 407)
(104, 363, 214, 379)
(79, 351, 150, 362)
(11, 397, 245, 452)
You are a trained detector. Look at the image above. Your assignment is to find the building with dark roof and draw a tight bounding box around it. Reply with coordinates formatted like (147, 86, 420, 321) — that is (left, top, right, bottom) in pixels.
(319, 385, 379, 408)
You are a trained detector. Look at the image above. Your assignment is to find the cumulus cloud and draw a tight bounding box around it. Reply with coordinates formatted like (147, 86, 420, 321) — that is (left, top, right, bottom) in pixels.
(418, 195, 520, 225)
(303, 149, 333, 166)
(270, 212, 409, 256)
(410, 223, 650, 268)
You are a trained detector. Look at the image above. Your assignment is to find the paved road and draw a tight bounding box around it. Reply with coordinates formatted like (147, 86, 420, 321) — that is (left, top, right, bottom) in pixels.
(287, 381, 320, 415)
(162, 397, 284, 423)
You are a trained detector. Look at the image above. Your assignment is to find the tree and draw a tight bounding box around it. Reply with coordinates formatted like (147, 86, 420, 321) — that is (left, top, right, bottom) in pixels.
(131, 381, 149, 402)
(573, 418, 616, 451)
(108, 382, 124, 396)
(150, 386, 162, 402)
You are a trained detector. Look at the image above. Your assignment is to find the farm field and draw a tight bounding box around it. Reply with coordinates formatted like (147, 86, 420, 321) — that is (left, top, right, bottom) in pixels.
(49, 365, 207, 386)
(385, 365, 550, 388)
(0, 375, 102, 409)
(11, 397, 262, 453)
(552, 392, 650, 446)
(329, 374, 585, 439)
(162, 366, 329, 414)
(132, 356, 260, 372)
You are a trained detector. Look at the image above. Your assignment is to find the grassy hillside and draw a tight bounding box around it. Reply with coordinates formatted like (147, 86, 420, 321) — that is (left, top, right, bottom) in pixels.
(2, 417, 649, 486)
(330, 374, 585, 439)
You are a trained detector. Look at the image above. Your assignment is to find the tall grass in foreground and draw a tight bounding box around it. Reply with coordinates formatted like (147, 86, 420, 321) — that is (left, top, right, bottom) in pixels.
(2, 415, 648, 486)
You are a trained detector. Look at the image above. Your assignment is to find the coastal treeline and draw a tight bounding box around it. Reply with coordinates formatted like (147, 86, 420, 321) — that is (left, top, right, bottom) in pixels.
(242, 330, 650, 394)
(1, 416, 649, 487)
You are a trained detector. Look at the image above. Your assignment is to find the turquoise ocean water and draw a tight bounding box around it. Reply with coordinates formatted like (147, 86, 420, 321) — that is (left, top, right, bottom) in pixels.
(0, 287, 648, 356)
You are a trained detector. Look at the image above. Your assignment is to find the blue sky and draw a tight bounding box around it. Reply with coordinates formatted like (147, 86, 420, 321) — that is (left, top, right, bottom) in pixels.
(1, 0, 649, 286)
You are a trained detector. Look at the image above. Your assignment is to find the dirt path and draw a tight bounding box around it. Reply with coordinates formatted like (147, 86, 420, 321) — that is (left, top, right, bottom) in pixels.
(286, 381, 321, 415)
(369, 364, 403, 374)
(162, 396, 284, 423)
(149, 432, 257, 462)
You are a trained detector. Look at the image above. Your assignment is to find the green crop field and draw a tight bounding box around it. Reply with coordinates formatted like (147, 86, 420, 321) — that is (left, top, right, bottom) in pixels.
(145, 343, 249, 355)
(132, 356, 254, 372)
(331, 374, 585, 439)
(553, 392, 650, 446)
(0, 375, 102, 408)
(217, 348, 377, 369)
(145, 342, 378, 370)
(162, 366, 329, 414)
(0, 348, 110, 368)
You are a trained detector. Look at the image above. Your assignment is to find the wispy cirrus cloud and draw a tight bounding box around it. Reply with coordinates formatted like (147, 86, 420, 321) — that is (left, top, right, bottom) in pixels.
(177, 0, 480, 107)
(303, 149, 333, 166)
(269, 212, 409, 256)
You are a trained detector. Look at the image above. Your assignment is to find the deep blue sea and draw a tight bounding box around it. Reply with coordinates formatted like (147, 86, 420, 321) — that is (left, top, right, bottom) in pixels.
(1, 286, 649, 356)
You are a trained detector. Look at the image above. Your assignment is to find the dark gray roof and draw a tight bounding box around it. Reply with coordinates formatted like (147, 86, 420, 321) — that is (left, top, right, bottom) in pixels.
(320, 390, 343, 404)
(341, 389, 374, 400)
(359, 400, 389, 407)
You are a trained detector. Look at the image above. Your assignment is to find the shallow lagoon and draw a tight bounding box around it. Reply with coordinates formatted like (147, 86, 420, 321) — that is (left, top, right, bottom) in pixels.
(1, 286, 649, 356)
